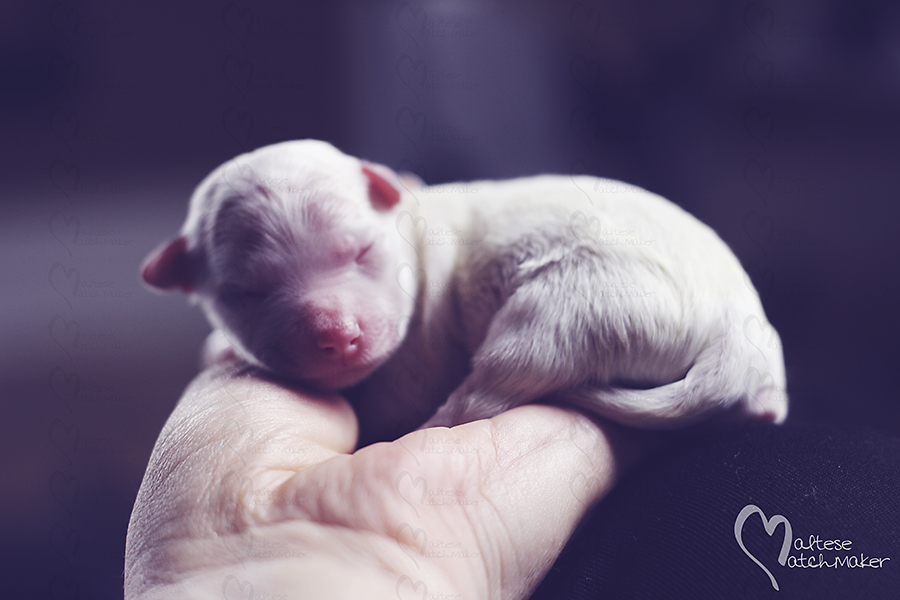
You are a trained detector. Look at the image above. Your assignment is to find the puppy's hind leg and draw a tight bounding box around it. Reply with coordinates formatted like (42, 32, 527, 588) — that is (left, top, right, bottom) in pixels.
(421, 261, 599, 428)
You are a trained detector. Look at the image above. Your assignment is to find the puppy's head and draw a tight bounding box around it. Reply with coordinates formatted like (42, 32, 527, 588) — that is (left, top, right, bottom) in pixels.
(142, 140, 417, 389)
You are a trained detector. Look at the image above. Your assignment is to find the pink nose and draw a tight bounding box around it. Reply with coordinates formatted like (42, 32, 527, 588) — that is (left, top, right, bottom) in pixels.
(315, 321, 361, 357)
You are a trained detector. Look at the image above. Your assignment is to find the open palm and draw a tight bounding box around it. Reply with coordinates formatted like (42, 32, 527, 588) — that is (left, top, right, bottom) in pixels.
(125, 361, 654, 599)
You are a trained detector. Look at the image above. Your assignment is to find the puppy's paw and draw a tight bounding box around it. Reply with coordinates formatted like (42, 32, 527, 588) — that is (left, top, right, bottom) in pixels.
(420, 402, 459, 429)
(201, 329, 241, 368)
(419, 390, 509, 429)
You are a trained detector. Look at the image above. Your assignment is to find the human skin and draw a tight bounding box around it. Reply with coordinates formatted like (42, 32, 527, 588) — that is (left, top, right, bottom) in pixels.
(124, 359, 662, 600)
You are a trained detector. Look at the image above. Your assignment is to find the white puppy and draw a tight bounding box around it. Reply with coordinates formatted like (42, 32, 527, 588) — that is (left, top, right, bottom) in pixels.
(142, 140, 787, 442)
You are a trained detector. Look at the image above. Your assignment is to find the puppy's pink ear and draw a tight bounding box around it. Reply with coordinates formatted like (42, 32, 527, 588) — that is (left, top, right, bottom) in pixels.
(361, 161, 401, 209)
(141, 236, 194, 292)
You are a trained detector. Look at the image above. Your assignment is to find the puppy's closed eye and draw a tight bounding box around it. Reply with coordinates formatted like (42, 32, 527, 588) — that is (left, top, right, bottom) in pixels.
(356, 242, 375, 263)
(219, 284, 270, 309)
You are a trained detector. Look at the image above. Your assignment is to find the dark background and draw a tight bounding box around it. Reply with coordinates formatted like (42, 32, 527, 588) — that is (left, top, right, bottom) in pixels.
(2, 0, 898, 597)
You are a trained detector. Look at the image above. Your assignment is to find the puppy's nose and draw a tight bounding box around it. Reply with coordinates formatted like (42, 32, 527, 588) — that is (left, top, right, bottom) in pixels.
(316, 321, 361, 357)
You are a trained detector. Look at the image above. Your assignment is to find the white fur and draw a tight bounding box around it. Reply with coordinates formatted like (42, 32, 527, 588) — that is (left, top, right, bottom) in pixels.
(149, 140, 787, 442)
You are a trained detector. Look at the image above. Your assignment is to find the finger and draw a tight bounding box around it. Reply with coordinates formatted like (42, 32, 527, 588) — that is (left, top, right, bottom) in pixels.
(431, 404, 656, 598)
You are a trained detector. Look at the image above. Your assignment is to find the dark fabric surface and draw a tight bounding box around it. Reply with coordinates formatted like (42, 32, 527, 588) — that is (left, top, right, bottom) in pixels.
(532, 424, 900, 599)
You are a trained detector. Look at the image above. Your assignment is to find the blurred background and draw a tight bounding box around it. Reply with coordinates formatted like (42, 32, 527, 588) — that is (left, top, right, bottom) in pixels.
(2, 0, 899, 596)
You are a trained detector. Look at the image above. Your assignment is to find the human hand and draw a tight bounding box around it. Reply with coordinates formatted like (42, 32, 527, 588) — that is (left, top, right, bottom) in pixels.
(125, 362, 659, 599)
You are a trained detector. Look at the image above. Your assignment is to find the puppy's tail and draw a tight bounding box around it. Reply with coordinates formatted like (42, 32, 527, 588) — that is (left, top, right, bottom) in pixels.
(559, 326, 788, 429)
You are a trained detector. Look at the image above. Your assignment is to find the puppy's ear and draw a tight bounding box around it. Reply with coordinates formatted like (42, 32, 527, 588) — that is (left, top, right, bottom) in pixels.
(141, 236, 195, 293)
(361, 161, 402, 209)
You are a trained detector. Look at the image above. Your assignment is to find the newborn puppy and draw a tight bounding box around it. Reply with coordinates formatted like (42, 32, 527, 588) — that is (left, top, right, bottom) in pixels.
(142, 140, 787, 441)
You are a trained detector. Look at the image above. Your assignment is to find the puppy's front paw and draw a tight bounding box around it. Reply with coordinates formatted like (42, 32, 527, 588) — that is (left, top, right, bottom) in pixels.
(201, 329, 241, 367)
(419, 389, 508, 429)
(420, 402, 459, 429)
